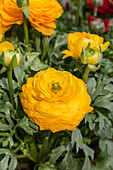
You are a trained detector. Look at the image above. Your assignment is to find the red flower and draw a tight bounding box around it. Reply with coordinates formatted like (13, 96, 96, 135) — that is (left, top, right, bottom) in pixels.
(88, 15, 110, 33)
(87, 0, 113, 14)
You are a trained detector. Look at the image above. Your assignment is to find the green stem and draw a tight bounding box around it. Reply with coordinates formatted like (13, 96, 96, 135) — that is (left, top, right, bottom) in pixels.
(82, 65, 90, 82)
(7, 69, 14, 107)
(41, 35, 48, 62)
(35, 31, 41, 53)
(23, 14, 29, 45)
(93, 6, 98, 17)
(75, 0, 81, 27)
(13, 142, 24, 153)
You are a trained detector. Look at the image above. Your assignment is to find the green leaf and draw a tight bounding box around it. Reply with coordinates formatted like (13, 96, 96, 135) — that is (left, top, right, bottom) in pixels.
(96, 156, 113, 170)
(17, 116, 38, 135)
(49, 145, 66, 164)
(0, 154, 9, 170)
(82, 144, 94, 170)
(99, 139, 113, 156)
(9, 153, 17, 170)
(30, 57, 49, 71)
(0, 123, 12, 131)
(82, 143, 94, 160)
(87, 78, 96, 96)
(91, 77, 113, 101)
(95, 111, 111, 131)
(0, 149, 17, 170)
(58, 152, 76, 170)
(14, 66, 25, 84)
(38, 164, 57, 170)
(71, 128, 83, 153)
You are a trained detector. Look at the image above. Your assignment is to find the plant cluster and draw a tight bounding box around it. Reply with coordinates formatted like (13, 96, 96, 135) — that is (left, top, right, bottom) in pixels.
(0, 0, 113, 170)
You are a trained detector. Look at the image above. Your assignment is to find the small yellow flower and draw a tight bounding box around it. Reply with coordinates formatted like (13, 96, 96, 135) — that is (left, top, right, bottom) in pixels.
(0, 0, 63, 35)
(62, 32, 110, 64)
(19, 68, 93, 133)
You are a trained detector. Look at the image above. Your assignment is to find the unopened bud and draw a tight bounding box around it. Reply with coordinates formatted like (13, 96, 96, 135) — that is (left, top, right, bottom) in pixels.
(81, 43, 103, 66)
(16, 0, 29, 8)
(91, 0, 103, 7)
(89, 20, 105, 34)
(0, 50, 22, 69)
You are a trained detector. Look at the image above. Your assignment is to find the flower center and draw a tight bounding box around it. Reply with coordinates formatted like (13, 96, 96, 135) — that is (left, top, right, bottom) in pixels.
(52, 83, 60, 90)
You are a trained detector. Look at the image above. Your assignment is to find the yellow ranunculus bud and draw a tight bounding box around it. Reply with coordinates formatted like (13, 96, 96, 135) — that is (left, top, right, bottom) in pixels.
(0, 41, 23, 69)
(81, 43, 103, 66)
(62, 32, 110, 64)
(19, 68, 93, 133)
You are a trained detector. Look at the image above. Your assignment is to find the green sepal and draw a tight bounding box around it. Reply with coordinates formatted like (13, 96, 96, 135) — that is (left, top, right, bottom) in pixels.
(97, 45, 103, 63)
(8, 54, 17, 69)
(88, 64, 100, 71)
(22, 7, 30, 19)
(0, 52, 5, 66)
(16, 48, 24, 66)
(0, 67, 7, 74)
(16, 0, 29, 8)
(81, 46, 87, 64)
(86, 42, 91, 50)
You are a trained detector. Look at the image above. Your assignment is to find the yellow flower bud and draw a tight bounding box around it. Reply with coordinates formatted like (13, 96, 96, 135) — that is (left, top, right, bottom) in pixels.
(81, 46, 101, 65)
(0, 41, 23, 69)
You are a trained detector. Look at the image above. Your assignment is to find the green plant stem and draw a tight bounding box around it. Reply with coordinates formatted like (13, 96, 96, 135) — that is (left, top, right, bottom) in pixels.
(13, 142, 24, 153)
(93, 6, 98, 17)
(75, 0, 81, 27)
(35, 31, 41, 53)
(23, 14, 29, 45)
(82, 65, 90, 82)
(41, 35, 48, 63)
(7, 69, 14, 107)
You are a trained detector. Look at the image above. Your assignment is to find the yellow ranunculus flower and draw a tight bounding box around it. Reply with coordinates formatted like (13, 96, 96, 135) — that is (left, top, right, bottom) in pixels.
(62, 32, 110, 63)
(19, 68, 93, 133)
(0, 0, 63, 35)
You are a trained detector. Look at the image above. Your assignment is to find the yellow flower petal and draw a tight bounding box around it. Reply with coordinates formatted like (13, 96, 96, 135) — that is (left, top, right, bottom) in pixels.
(0, 27, 3, 42)
(0, 0, 63, 35)
(100, 42, 110, 52)
(0, 41, 14, 54)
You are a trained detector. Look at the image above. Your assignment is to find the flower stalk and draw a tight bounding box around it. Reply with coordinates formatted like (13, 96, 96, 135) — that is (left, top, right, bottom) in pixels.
(41, 36, 48, 62)
(7, 69, 14, 107)
(75, 0, 81, 27)
(35, 31, 41, 53)
(23, 14, 29, 45)
(93, 6, 98, 17)
(82, 65, 90, 82)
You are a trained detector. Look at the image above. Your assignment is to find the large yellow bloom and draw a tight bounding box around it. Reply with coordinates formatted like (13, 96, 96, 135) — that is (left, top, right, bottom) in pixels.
(19, 68, 93, 133)
(0, 0, 63, 35)
(62, 32, 110, 61)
